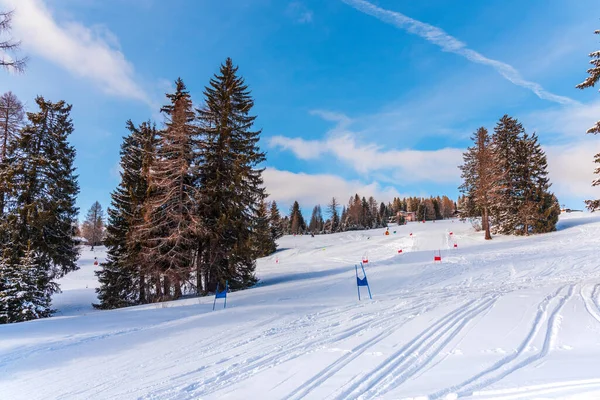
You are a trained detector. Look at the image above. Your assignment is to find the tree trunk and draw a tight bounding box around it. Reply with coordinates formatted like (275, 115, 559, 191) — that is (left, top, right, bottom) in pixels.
(483, 207, 492, 240)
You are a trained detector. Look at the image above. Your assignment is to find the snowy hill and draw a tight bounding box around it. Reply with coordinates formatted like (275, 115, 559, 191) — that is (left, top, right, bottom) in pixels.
(2, 214, 600, 399)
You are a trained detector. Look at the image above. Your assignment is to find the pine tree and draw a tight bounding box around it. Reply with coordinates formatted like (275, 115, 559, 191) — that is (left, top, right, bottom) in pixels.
(3, 97, 79, 283)
(81, 201, 105, 248)
(576, 27, 600, 211)
(196, 59, 266, 291)
(251, 201, 276, 257)
(269, 201, 284, 244)
(94, 121, 157, 309)
(289, 201, 305, 234)
(0, 91, 24, 219)
(138, 79, 197, 301)
(459, 127, 501, 240)
(328, 197, 340, 233)
(308, 205, 322, 233)
(490, 115, 523, 234)
(0, 243, 53, 323)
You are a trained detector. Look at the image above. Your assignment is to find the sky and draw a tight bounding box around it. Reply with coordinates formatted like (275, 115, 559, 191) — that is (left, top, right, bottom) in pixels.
(1, 0, 599, 219)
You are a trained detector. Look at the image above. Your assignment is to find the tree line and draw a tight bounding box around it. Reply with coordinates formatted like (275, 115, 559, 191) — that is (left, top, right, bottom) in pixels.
(458, 115, 560, 239)
(282, 194, 457, 235)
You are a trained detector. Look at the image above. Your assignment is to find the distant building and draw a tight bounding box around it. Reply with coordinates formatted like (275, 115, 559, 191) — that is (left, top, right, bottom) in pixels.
(389, 211, 417, 224)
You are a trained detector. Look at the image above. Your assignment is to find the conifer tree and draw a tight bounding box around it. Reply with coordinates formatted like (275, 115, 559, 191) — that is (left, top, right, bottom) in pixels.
(251, 201, 276, 257)
(0, 243, 52, 323)
(94, 121, 156, 309)
(269, 201, 284, 244)
(459, 127, 500, 239)
(81, 201, 105, 248)
(3, 96, 79, 281)
(576, 27, 600, 211)
(289, 201, 305, 234)
(139, 79, 197, 301)
(0, 91, 24, 217)
(196, 59, 266, 291)
(328, 197, 340, 232)
(490, 115, 523, 234)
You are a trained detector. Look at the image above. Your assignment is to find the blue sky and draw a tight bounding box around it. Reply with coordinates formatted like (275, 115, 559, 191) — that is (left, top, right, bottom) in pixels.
(1, 0, 599, 218)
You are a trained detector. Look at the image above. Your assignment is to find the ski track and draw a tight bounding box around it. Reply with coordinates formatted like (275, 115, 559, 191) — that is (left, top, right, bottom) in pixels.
(430, 284, 575, 399)
(332, 296, 497, 400)
(580, 284, 600, 325)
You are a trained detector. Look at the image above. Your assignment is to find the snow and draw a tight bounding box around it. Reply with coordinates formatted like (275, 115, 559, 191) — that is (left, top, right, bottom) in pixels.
(2, 214, 600, 399)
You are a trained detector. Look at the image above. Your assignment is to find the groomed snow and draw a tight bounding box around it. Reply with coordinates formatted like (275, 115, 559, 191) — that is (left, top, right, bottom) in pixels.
(2, 213, 600, 399)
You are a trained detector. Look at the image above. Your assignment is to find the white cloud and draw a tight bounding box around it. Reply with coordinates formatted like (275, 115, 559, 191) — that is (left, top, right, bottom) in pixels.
(545, 140, 600, 202)
(1, 0, 149, 103)
(269, 134, 463, 183)
(341, 0, 576, 106)
(526, 100, 600, 140)
(263, 168, 403, 206)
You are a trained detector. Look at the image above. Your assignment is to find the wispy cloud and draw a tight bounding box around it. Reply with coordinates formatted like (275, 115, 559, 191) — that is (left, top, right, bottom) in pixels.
(1, 0, 150, 104)
(286, 2, 313, 24)
(341, 0, 577, 106)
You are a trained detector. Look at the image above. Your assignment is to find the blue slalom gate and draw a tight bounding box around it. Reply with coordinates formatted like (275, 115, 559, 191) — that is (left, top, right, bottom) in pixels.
(213, 280, 228, 310)
(355, 262, 372, 300)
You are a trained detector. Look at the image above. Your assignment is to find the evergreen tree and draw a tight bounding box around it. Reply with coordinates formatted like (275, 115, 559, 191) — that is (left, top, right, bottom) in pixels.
(252, 201, 276, 257)
(269, 201, 284, 245)
(308, 205, 323, 233)
(576, 27, 600, 211)
(139, 79, 196, 301)
(328, 197, 340, 233)
(459, 127, 501, 239)
(0, 91, 24, 218)
(196, 59, 266, 291)
(0, 243, 53, 323)
(94, 121, 157, 309)
(81, 201, 105, 248)
(3, 97, 79, 281)
(490, 115, 523, 234)
(289, 201, 305, 234)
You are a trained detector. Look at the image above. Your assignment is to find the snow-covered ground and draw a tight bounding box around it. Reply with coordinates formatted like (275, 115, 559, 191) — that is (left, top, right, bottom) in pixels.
(2, 214, 600, 399)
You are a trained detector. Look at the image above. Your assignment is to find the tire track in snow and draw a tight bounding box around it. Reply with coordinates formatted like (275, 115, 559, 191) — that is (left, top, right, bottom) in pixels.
(332, 296, 497, 400)
(159, 298, 435, 399)
(580, 284, 600, 325)
(430, 284, 574, 399)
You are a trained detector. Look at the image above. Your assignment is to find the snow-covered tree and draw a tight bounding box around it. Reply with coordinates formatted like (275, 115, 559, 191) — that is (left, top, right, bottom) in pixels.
(576, 28, 600, 211)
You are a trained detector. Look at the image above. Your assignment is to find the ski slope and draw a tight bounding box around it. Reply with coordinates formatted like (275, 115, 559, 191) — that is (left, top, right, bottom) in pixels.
(2, 214, 600, 399)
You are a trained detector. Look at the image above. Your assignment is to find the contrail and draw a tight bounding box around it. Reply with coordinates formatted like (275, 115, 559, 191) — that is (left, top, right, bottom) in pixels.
(342, 0, 577, 105)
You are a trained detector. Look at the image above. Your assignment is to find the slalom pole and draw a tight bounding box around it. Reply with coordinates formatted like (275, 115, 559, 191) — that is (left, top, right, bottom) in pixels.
(355, 264, 361, 300)
(224, 281, 228, 309)
(213, 282, 219, 311)
(361, 262, 372, 299)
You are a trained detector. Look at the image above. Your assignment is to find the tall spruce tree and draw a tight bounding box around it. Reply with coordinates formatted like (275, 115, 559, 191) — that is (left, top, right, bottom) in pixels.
(94, 121, 157, 309)
(0, 97, 78, 322)
(576, 27, 600, 211)
(490, 115, 523, 234)
(196, 58, 266, 291)
(138, 79, 197, 301)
